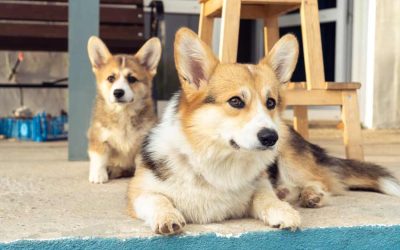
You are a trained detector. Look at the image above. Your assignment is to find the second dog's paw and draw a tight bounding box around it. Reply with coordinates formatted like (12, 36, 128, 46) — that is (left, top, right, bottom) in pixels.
(89, 168, 109, 184)
(152, 209, 186, 235)
(260, 201, 301, 230)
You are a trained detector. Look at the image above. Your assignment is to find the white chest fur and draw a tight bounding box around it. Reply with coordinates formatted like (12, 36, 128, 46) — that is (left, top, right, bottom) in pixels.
(145, 127, 274, 224)
(102, 125, 138, 153)
(140, 95, 276, 223)
(160, 173, 256, 223)
(97, 110, 145, 168)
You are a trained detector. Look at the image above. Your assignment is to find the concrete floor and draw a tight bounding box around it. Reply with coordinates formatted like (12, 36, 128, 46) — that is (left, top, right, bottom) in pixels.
(1, 129, 400, 242)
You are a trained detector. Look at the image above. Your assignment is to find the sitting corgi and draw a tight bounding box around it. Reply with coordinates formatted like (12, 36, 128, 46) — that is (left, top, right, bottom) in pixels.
(127, 28, 301, 235)
(87, 37, 161, 184)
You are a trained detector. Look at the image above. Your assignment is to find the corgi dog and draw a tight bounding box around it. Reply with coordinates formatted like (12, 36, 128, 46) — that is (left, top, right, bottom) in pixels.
(87, 37, 161, 184)
(127, 28, 302, 235)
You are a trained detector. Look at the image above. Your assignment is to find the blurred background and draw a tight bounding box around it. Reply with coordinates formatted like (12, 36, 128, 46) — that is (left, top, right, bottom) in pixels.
(0, 0, 399, 160)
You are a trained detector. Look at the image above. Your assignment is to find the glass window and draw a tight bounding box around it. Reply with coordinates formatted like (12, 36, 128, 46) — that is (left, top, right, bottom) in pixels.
(280, 22, 336, 82)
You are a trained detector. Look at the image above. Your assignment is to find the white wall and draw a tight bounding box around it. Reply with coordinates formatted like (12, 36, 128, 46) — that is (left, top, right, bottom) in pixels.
(351, 0, 376, 128)
(144, 0, 199, 14)
(372, 0, 400, 128)
(352, 0, 400, 129)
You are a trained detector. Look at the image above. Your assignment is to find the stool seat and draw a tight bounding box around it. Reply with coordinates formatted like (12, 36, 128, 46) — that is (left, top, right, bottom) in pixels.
(286, 82, 362, 90)
(200, 0, 301, 18)
(198, 0, 364, 160)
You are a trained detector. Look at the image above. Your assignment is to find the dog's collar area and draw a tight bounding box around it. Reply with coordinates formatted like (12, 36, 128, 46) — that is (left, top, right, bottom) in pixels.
(229, 139, 240, 150)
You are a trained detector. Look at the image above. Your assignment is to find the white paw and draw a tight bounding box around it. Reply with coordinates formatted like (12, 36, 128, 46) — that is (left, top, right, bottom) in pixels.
(89, 167, 109, 184)
(151, 209, 186, 235)
(261, 201, 301, 230)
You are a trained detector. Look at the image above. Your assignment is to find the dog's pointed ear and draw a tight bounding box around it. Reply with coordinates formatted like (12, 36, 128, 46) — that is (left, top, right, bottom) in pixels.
(259, 34, 299, 83)
(134, 37, 162, 76)
(174, 27, 218, 91)
(87, 36, 112, 70)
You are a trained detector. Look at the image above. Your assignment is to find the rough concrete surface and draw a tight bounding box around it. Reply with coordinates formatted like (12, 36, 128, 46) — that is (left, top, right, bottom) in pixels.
(1, 129, 400, 242)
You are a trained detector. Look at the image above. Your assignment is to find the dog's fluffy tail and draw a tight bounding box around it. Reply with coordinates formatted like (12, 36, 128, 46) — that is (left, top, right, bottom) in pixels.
(312, 144, 400, 196)
(333, 158, 400, 197)
(288, 127, 400, 197)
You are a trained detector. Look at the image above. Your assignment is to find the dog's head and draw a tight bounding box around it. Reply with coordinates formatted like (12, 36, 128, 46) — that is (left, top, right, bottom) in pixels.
(174, 28, 298, 152)
(88, 37, 161, 105)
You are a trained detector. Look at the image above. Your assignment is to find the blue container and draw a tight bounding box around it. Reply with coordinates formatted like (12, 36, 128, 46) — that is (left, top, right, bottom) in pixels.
(17, 119, 33, 140)
(5, 118, 16, 138)
(0, 112, 68, 141)
(0, 118, 4, 135)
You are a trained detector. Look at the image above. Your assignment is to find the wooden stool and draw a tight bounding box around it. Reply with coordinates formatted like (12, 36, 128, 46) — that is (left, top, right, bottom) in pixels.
(198, 0, 364, 160)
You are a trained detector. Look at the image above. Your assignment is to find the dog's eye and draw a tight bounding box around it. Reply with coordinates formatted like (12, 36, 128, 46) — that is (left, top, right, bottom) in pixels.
(266, 97, 276, 110)
(107, 75, 116, 83)
(127, 74, 137, 84)
(228, 97, 245, 109)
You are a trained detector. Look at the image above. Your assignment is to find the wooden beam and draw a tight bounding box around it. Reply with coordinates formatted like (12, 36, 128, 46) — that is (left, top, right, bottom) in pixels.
(263, 15, 279, 54)
(204, 0, 223, 17)
(0, 23, 143, 40)
(207, 3, 300, 18)
(326, 82, 361, 90)
(199, 2, 214, 46)
(0, 23, 68, 39)
(219, 0, 241, 63)
(242, 0, 301, 3)
(286, 82, 361, 90)
(300, 0, 326, 89)
(264, 4, 300, 16)
(0, 3, 67, 22)
(342, 91, 364, 160)
(22, 0, 143, 3)
(0, 37, 67, 51)
(0, 3, 143, 24)
(293, 106, 309, 139)
(284, 90, 343, 106)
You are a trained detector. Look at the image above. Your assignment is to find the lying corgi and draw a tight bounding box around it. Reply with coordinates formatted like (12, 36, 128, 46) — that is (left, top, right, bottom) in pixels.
(87, 36, 161, 184)
(127, 28, 302, 235)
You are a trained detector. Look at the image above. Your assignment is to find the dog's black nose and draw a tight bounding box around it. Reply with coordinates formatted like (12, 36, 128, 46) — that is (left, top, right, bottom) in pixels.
(257, 128, 278, 147)
(113, 89, 125, 99)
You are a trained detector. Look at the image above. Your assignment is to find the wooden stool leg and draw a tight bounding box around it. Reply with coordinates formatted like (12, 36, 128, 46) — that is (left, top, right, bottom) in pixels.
(342, 91, 364, 160)
(295, 0, 327, 139)
(263, 15, 309, 138)
(198, 2, 214, 46)
(293, 106, 309, 139)
(219, 0, 241, 63)
(263, 16, 279, 54)
(300, 0, 326, 90)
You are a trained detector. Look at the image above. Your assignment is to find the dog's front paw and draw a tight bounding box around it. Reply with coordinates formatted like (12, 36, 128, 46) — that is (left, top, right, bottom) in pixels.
(260, 201, 301, 230)
(152, 209, 186, 235)
(89, 167, 109, 184)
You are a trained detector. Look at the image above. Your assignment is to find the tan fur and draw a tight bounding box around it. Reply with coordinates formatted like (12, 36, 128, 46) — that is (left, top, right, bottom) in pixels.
(273, 101, 397, 208)
(127, 28, 399, 236)
(178, 63, 282, 152)
(87, 37, 160, 183)
(269, 120, 344, 208)
(127, 159, 144, 218)
(127, 28, 301, 235)
(280, 127, 344, 189)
